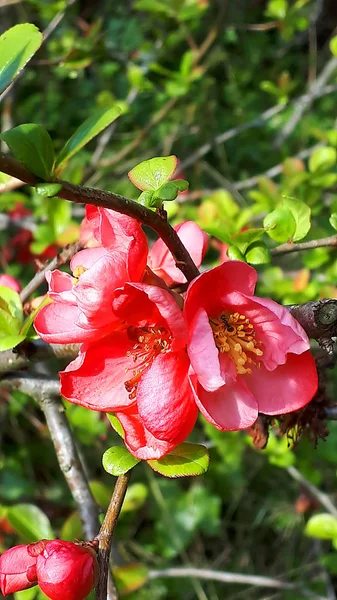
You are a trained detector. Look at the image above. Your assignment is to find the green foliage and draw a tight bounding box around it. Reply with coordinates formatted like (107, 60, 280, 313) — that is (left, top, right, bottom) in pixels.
(128, 156, 178, 191)
(1, 124, 54, 179)
(0, 24, 43, 94)
(7, 504, 54, 542)
(0, 286, 25, 351)
(305, 514, 337, 540)
(103, 446, 140, 476)
(148, 443, 209, 478)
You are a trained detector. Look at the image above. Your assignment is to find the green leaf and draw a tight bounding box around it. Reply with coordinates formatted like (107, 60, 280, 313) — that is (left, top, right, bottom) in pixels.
(305, 513, 337, 540)
(245, 241, 270, 264)
(107, 413, 125, 438)
(35, 183, 63, 197)
(264, 206, 297, 242)
(0, 333, 26, 351)
(55, 105, 121, 170)
(0, 24, 43, 95)
(128, 155, 178, 191)
(148, 443, 209, 478)
(114, 564, 149, 596)
(0, 285, 23, 323)
(227, 246, 245, 261)
(231, 228, 265, 253)
(102, 446, 140, 476)
(330, 35, 337, 57)
(309, 147, 337, 173)
(281, 197, 311, 241)
(7, 503, 54, 542)
(1, 124, 54, 179)
(60, 511, 83, 541)
(330, 213, 337, 230)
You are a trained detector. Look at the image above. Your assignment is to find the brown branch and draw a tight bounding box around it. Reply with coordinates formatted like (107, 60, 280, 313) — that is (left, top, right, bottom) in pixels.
(271, 235, 337, 256)
(20, 241, 83, 303)
(0, 152, 200, 283)
(95, 472, 131, 600)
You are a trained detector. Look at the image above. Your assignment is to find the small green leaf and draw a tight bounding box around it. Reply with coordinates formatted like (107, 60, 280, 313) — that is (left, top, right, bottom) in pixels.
(264, 206, 296, 242)
(35, 183, 62, 197)
(55, 105, 121, 170)
(114, 564, 149, 596)
(121, 483, 148, 513)
(0, 285, 23, 323)
(309, 147, 337, 173)
(138, 190, 155, 208)
(330, 35, 337, 57)
(231, 228, 265, 253)
(128, 155, 178, 191)
(107, 414, 125, 438)
(0, 333, 26, 351)
(330, 213, 337, 230)
(245, 241, 270, 264)
(147, 442, 209, 478)
(227, 246, 245, 261)
(102, 446, 140, 476)
(281, 197, 311, 241)
(60, 511, 83, 542)
(1, 124, 54, 179)
(7, 503, 54, 542)
(155, 182, 180, 201)
(0, 24, 43, 95)
(305, 513, 337, 540)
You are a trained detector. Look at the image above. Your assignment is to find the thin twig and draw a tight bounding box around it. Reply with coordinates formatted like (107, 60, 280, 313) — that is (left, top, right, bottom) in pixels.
(95, 472, 131, 600)
(287, 465, 337, 518)
(270, 235, 337, 256)
(0, 152, 200, 283)
(0, 376, 100, 539)
(148, 567, 323, 598)
(275, 56, 337, 147)
(20, 241, 83, 303)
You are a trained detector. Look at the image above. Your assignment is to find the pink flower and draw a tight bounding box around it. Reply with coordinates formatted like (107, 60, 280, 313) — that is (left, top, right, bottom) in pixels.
(34, 245, 140, 344)
(184, 261, 318, 431)
(0, 544, 38, 595)
(80, 205, 148, 280)
(36, 540, 98, 600)
(148, 221, 208, 286)
(0, 274, 22, 293)
(61, 283, 197, 459)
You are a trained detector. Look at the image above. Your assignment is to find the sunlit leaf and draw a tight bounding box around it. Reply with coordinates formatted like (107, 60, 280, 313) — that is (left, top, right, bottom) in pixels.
(0, 24, 43, 95)
(148, 443, 209, 478)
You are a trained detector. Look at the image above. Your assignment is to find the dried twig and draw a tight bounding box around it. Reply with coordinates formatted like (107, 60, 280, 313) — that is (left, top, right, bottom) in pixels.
(271, 235, 337, 256)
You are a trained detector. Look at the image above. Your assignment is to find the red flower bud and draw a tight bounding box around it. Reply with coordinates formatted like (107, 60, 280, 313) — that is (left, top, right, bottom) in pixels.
(36, 540, 98, 600)
(0, 544, 38, 595)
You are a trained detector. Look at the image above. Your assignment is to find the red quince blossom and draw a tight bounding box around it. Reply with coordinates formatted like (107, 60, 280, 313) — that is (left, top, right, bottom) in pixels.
(34, 241, 145, 344)
(0, 543, 38, 595)
(0, 540, 97, 600)
(148, 221, 209, 286)
(184, 261, 318, 431)
(80, 205, 148, 280)
(36, 540, 98, 600)
(0, 274, 21, 293)
(60, 282, 197, 459)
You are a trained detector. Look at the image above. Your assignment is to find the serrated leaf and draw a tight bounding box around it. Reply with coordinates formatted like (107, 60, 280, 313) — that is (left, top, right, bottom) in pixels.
(147, 443, 209, 478)
(281, 197, 311, 241)
(309, 147, 337, 173)
(103, 446, 140, 476)
(1, 124, 54, 180)
(330, 213, 337, 230)
(0, 24, 43, 95)
(305, 513, 337, 540)
(245, 241, 270, 264)
(55, 105, 121, 170)
(7, 503, 54, 542)
(128, 156, 178, 191)
(264, 206, 296, 242)
(114, 564, 149, 596)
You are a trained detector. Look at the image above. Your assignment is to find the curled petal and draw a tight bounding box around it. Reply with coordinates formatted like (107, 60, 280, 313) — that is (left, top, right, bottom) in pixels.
(137, 351, 197, 442)
(190, 374, 258, 431)
(246, 351, 318, 415)
(0, 545, 38, 596)
(34, 303, 98, 344)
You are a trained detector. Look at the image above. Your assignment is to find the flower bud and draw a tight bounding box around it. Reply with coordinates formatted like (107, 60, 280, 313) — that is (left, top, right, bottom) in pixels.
(0, 544, 38, 595)
(36, 540, 98, 600)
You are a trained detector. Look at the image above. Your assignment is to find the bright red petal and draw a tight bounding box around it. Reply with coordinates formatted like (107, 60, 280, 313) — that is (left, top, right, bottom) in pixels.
(246, 351, 318, 415)
(190, 374, 258, 431)
(0, 545, 37, 595)
(136, 351, 197, 442)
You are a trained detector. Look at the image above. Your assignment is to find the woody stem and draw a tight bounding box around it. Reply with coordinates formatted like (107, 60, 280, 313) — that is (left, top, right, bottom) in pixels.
(95, 472, 132, 600)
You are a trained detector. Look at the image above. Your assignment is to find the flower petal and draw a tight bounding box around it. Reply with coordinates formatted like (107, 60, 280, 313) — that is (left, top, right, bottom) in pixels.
(34, 303, 98, 344)
(116, 406, 179, 460)
(136, 351, 197, 442)
(190, 374, 258, 431)
(246, 351, 318, 415)
(60, 334, 135, 411)
(0, 545, 37, 595)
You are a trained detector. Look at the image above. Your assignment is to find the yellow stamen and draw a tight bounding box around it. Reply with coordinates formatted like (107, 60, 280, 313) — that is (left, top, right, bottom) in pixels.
(210, 312, 263, 375)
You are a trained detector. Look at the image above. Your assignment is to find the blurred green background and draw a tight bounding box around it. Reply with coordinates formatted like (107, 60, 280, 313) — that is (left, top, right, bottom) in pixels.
(2, 0, 337, 598)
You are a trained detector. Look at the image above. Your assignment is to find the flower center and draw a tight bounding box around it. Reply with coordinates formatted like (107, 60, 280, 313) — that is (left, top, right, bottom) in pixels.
(209, 312, 263, 375)
(72, 265, 88, 285)
(124, 326, 172, 399)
